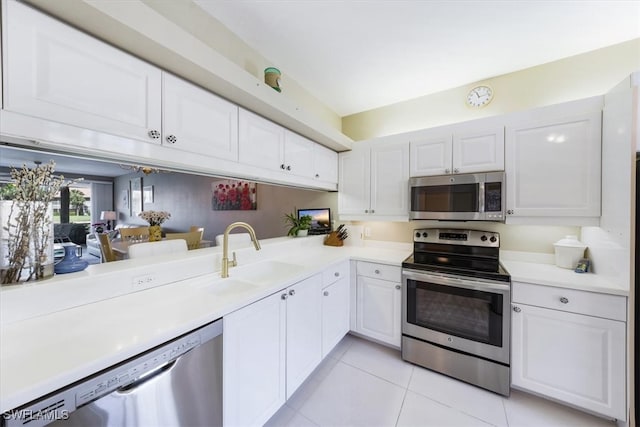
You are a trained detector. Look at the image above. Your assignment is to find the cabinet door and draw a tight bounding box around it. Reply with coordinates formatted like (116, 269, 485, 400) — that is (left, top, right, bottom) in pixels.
(224, 292, 286, 427)
(4, 1, 162, 143)
(321, 277, 350, 358)
(338, 149, 371, 216)
(162, 73, 238, 161)
(409, 134, 453, 176)
(505, 110, 601, 218)
(283, 131, 315, 178)
(238, 109, 285, 170)
(511, 303, 625, 420)
(286, 275, 322, 398)
(313, 144, 338, 184)
(453, 126, 504, 173)
(370, 143, 410, 218)
(356, 276, 401, 347)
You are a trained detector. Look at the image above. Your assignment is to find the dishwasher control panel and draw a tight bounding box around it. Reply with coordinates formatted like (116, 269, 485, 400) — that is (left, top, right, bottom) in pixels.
(75, 334, 201, 406)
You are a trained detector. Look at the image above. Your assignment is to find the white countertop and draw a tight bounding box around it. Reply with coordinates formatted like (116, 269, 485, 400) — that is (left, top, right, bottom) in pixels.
(501, 251, 629, 296)
(0, 236, 411, 413)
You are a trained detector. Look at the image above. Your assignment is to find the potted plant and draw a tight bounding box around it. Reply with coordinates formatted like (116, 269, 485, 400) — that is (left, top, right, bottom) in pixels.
(284, 212, 312, 237)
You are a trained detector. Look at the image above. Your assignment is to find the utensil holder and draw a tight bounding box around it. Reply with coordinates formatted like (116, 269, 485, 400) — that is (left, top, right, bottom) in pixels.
(324, 231, 344, 247)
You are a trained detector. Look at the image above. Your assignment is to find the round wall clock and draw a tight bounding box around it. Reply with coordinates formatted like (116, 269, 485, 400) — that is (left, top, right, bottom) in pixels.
(466, 85, 494, 108)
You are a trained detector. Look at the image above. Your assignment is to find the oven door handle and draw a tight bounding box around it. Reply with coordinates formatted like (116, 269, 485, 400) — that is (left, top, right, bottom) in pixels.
(402, 269, 510, 293)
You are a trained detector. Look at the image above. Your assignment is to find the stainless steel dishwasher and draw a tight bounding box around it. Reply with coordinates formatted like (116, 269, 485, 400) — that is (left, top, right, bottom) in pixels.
(3, 318, 223, 427)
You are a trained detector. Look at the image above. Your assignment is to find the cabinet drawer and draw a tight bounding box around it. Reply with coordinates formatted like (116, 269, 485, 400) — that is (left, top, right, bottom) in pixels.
(512, 282, 626, 321)
(322, 260, 350, 287)
(356, 261, 401, 282)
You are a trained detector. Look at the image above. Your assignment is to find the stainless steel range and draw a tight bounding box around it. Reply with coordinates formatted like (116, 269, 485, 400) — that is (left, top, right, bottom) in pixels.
(401, 228, 511, 396)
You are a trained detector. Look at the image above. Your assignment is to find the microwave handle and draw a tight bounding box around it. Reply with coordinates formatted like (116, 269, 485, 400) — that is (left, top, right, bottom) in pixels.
(478, 182, 485, 213)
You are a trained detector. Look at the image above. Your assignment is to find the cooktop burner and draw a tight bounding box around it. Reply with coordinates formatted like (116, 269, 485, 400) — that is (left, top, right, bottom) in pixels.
(403, 228, 510, 283)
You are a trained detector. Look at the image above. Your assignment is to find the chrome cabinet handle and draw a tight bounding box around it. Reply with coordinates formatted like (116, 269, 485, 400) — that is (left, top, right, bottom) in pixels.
(334, 272, 340, 277)
(315, 174, 320, 178)
(364, 209, 369, 213)
(371, 209, 375, 213)
(166, 134, 177, 144)
(560, 297, 569, 304)
(280, 164, 286, 170)
(453, 168, 459, 173)
(289, 289, 296, 296)
(323, 291, 329, 296)
(395, 285, 401, 290)
(281, 293, 288, 300)
(148, 130, 160, 139)
(507, 210, 514, 215)
(374, 269, 380, 274)
(513, 306, 521, 313)
(445, 168, 450, 174)
(286, 165, 291, 171)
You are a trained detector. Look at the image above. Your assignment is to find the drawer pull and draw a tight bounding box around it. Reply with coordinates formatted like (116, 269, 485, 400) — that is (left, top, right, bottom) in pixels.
(560, 297, 569, 304)
(289, 289, 296, 297)
(281, 293, 288, 300)
(374, 269, 380, 274)
(513, 306, 521, 313)
(395, 285, 401, 290)
(334, 272, 340, 277)
(323, 291, 329, 296)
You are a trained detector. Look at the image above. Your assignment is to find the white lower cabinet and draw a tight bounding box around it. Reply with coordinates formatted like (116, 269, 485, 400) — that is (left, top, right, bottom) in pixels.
(354, 262, 402, 348)
(321, 261, 350, 358)
(223, 274, 321, 426)
(511, 282, 626, 420)
(223, 290, 286, 427)
(285, 275, 322, 399)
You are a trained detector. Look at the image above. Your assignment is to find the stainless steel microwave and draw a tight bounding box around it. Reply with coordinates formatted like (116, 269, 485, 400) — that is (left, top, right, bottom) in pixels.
(409, 172, 505, 221)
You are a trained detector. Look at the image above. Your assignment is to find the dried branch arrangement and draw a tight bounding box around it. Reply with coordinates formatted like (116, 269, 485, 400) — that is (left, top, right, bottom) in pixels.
(1, 161, 71, 284)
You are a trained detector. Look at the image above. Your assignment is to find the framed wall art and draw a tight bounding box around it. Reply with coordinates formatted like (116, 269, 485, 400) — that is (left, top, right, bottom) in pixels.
(211, 179, 257, 211)
(143, 185, 154, 205)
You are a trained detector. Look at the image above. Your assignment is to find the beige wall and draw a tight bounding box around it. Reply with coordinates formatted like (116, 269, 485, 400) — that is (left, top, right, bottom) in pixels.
(343, 39, 640, 141)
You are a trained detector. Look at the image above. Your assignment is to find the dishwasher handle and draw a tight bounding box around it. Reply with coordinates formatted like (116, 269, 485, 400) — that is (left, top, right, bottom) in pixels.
(116, 358, 179, 394)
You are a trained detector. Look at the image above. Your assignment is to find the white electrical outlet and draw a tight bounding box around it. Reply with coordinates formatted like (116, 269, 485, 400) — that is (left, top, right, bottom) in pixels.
(132, 274, 156, 290)
(364, 227, 371, 237)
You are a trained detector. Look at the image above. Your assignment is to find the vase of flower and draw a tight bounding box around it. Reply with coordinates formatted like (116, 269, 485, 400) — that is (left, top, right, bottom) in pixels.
(149, 225, 162, 242)
(138, 210, 171, 242)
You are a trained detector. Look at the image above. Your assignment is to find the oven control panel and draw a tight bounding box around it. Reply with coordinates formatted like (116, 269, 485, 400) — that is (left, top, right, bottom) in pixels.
(413, 228, 499, 247)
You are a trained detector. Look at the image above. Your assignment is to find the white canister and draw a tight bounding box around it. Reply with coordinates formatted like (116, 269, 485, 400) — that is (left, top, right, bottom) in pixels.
(553, 235, 587, 269)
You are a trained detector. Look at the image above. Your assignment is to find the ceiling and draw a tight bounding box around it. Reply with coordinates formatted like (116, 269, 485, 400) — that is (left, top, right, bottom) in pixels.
(195, 0, 640, 117)
(0, 146, 137, 179)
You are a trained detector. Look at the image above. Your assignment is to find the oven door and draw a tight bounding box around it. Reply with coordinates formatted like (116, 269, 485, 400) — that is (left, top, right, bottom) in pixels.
(402, 268, 510, 364)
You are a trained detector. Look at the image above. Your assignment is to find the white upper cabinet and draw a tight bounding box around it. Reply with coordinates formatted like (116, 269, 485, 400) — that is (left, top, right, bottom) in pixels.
(313, 144, 339, 184)
(453, 125, 505, 174)
(239, 109, 333, 183)
(239, 108, 286, 170)
(410, 122, 504, 177)
(283, 131, 315, 179)
(339, 141, 409, 221)
(504, 97, 602, 224)
(409, 132, 453, 176)
(162, 73, 238, 161)
(3, 0, 162, 143)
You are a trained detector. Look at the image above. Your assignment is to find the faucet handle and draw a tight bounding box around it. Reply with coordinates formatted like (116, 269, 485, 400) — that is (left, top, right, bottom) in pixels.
(230, 251, 237, 268)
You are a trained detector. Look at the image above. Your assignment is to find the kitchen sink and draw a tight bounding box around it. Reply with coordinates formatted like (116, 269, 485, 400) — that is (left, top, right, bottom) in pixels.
(207, 278, 260, 296)
(226, 260, 305, 286)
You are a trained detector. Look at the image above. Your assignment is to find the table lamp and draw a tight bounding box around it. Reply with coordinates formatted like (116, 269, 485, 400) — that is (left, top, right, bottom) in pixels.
(100, 211, 117, 231)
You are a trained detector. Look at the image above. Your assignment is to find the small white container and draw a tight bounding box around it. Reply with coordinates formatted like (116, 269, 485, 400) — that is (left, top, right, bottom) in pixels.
(553, 235, 587, 269)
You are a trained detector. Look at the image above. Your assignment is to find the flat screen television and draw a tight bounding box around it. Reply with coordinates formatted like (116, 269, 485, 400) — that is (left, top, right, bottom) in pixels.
(297, 208, 331, 235)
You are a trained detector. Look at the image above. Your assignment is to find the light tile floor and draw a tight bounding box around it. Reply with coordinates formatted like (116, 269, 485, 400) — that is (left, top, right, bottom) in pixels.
(265, 334, 618, 427)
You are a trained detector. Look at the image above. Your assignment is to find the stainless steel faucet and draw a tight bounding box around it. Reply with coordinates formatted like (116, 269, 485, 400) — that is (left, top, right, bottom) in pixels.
(221, 222, 261, 278)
